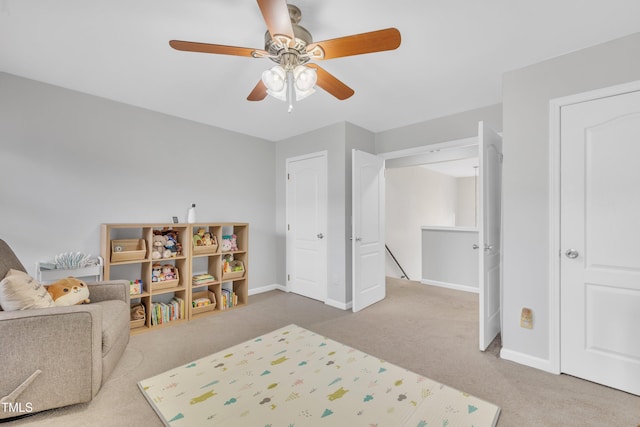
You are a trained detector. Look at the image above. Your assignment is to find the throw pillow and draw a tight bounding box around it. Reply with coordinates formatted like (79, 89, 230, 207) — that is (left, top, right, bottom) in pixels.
(0, 269, 55, 311)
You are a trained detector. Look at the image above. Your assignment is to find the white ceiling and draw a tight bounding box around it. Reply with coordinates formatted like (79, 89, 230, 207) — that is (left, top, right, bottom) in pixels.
(1, 1, 639, 142)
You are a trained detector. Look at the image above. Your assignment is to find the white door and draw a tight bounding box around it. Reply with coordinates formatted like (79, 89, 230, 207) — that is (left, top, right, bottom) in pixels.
(352, 149, 385, 312)
(560, 89, 640, 395)
(286, 152, 328, 302)
(478, 122, 503, 351)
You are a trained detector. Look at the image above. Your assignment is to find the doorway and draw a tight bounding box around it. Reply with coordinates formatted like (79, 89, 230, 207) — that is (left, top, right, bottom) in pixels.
(375, 122, 503, 351)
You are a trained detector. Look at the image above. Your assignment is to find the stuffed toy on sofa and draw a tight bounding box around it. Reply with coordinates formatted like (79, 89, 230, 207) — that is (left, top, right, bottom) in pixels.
(46, 277, 91, 306)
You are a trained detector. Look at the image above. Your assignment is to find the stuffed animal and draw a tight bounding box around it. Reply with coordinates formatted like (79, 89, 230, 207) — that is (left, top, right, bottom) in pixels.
(164, 235, 178, 257)
(202, 232, 215, 246)
(46, 277, 90, 306)
(193, 228, 206, 247)
(221, 237, 232, 252)
(130, 304, 145, 321)
(229, 234, 238, 251)
(222, 234, 238, 251)
(162, 264, 176, 280)
(152, 264, 162, 282)
(152, 235, 172, 259)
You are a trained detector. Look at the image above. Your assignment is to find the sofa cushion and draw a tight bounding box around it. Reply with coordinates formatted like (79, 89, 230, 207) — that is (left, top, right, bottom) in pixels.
(0, 269, 55, 311)
(93, 300, 129, 357)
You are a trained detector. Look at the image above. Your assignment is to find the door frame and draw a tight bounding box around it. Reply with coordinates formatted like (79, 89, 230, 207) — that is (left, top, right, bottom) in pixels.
(548, 79, 640, 375)
(285, 150, 329, 301)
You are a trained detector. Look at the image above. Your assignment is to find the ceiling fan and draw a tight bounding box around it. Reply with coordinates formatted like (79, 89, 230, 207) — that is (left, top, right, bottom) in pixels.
(169, 0, 401, 111)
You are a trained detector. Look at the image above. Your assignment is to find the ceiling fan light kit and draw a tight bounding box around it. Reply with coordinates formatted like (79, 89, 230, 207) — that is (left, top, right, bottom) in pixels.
(169, 0, 401, 112)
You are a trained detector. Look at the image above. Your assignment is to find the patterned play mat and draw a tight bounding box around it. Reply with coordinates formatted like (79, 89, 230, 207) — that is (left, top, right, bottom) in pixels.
(139, 324, 500, 426)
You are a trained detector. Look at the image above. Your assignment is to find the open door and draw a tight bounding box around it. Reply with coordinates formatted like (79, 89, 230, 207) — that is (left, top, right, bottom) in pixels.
(478, 121, 503, 350)
(352, 149, 385, 312)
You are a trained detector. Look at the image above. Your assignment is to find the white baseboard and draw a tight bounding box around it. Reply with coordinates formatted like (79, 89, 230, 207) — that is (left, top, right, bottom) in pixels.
(420, 279, 479, 294)
(248, 284, 287, 296)
(325, 298, 352, 311)
(500, 347, 557, 374)
(248, 285, 351, 310)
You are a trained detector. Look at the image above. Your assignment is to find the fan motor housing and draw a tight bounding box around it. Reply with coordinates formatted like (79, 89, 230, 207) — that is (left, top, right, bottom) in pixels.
(264, 4, 313, 64)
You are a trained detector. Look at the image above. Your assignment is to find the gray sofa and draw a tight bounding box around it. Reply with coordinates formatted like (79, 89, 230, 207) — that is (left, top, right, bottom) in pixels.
(0, 239, 130, 419)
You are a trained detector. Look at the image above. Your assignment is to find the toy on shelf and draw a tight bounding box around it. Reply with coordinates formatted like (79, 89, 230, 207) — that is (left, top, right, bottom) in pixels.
(152, 235, 171, 259)
(193, 228, 219, 254)
(152, 228, 183, 259)
(152, 264, 179, 283)
(129, 279, 143, 295)
(221, 234, 238, 252)
(222, 254, 244, 280)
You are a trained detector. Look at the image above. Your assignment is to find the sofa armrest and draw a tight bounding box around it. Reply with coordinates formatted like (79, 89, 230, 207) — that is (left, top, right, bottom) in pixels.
(87, 280, 130, 305)
(0, 305, 103, 418)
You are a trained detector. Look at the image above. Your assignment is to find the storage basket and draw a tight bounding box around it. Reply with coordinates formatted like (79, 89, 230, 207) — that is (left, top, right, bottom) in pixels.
(193, 235, 219, 255)
(130, 304, 146, 329)
(151, 265, 180, 291)
(222, 260, 245, 280)
(192, 290, 216, 315)
(111, 239, 146, 262)
(130, 318, 145, 329)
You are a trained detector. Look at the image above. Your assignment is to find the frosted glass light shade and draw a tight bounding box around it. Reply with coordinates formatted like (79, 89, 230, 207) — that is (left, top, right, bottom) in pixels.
(293, 65, 317, 92)
(261, 66, 286, 92)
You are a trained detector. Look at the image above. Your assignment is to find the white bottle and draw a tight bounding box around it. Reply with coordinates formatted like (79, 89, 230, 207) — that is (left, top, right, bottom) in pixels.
(187, 203, 197, 223)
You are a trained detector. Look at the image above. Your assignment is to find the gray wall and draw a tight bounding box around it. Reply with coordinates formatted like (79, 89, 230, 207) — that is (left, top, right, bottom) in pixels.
(0, 72, 277, 289)
(375, 104, 502, 153)
(501, 32, 640, 364)
(274, 122, 375, 306)
(422, 228, 479, 289)
(274, 123, 348, 305)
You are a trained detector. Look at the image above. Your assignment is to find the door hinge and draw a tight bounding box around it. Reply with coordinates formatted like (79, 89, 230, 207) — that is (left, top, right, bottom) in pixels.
(287, 173, 290, 180)
(499, 153, 504, 163)
(287, 224, 290, 231)
(287, 274, 290, 281)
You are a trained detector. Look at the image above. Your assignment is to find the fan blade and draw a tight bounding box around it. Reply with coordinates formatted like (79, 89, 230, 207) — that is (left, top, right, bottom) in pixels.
(247, 80, 268, 101)
(307, 28, 401, 60)
(256, 0, 294, 43)
(169, 40, 267, 58)
(306, 64, 354, 100)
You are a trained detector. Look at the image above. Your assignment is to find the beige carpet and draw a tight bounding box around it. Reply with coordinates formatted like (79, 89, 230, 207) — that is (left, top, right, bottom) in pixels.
(4, 278, 639, 426)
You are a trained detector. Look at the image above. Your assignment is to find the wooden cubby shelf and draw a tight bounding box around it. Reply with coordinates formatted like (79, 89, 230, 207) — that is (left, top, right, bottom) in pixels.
(101, 222, 248, 334)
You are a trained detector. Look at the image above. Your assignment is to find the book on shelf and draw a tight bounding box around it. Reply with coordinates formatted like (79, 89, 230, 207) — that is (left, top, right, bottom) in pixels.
(192, 273, 216, 286)
(150, 296, 184, 325)
(221, 284, 237, 309)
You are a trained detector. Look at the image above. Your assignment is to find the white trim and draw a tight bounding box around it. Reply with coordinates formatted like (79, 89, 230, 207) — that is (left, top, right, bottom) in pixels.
(548, 79, 640, 376)
(249, 284, 287, 296)
(378, 136, 478, 159)
(500, 347, 555, 373)
(325, 298, 352, 310)
(421, 226, 478, 233)
(420, 279, 478, 294)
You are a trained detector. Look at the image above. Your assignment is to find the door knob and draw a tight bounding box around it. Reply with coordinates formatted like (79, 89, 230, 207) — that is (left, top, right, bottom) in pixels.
(484, 244, 493, 251)
(472, 244, 479, 250)
(565, 249, 579, 259)
(317, 233, 324, 239)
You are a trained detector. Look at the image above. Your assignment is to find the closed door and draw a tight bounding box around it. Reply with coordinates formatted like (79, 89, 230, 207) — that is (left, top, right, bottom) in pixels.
(352, 149, 385, 312)
(560, 89, 640, 395)
(286, 152, 328, 302)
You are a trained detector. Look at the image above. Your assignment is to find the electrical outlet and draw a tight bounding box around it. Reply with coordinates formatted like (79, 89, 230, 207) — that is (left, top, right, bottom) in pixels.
(520, 308, 533, 329)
